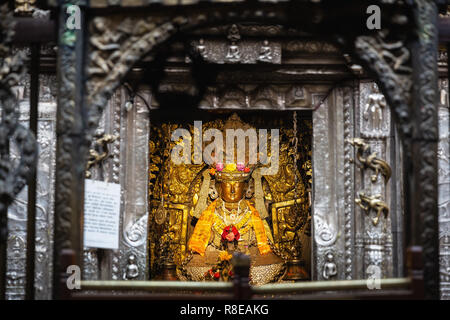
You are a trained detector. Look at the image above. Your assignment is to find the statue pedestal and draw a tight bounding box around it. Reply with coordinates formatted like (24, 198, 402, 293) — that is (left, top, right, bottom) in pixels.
(283, 259, 309, 281)
(162, 262, 178, 281)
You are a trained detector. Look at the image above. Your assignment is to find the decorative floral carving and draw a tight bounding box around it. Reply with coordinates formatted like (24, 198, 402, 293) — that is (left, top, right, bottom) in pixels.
(411, 0, 440, 299)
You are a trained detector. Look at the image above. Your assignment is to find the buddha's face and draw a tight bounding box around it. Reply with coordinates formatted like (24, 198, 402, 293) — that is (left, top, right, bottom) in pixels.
(218, 181, 246, 203)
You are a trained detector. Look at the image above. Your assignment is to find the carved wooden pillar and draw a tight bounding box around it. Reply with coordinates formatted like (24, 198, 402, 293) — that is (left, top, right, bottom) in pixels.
(53, 1, 87, 299)
(409, 0, 440, 299)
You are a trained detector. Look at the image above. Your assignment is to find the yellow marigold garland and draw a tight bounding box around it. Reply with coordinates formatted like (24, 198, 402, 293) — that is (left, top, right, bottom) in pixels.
(219, 251, 233, 261)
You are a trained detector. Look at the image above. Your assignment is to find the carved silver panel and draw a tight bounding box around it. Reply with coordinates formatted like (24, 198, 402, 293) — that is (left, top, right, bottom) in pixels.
(355, 81, 402, 280)
(83, 86, 150, 281)
(438, 78, 450, 300)
(312, 88, 350, 280)
(188, 39, 281, 64)
(360, 83, 391, 138)
(118, 87, 149, 280)
(6, 74, 57, 300)
(197, 84, 313, 110)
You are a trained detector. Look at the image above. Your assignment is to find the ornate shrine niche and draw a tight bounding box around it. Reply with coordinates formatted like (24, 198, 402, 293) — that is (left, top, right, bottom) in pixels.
(147, 111, 312, 283)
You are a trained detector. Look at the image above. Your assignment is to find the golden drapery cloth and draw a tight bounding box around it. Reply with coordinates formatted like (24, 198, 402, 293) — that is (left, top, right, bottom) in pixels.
(188, 200, 218, 256)
(187, 200, 272, 256)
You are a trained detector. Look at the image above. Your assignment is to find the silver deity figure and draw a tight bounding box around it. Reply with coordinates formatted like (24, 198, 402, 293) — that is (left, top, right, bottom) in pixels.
(323, 252, 337, 279)
(123, 254, 139, 280)
(363, 83, 386, 133)
(258, 40, 273, 62)
(197, 38, 207, 59)
(225, 24, 241, 63)
(226, 41, 241, 62)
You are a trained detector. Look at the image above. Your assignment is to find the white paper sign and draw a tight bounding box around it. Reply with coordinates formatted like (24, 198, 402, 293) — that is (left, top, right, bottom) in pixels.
(84, 180, 121, 249)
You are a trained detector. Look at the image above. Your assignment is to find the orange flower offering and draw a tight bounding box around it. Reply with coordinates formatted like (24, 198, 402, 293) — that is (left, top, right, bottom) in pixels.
(209, 168, 216, 176)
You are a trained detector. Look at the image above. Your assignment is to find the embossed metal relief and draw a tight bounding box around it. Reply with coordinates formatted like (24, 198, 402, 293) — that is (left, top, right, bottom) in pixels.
(352, 3, 440, 296)
(312, 88, 352, 281)
(84, 7, 324, 142)
(349, 138, 392, 184)
(322, 251, 337, 280)
(85, 15, 183, 142)
(6, 76, 57, 300)
(197, 85, 312, 110)
(353, 81, 401, 280)
(188, 26, 281, 65)
(355, 29, 412, 154)
(360, 83, 390, 138)
(438, 78, 450, 300)
(1, 5, 38, 299)
(119, 89, 150, 280)
(80, 86, 149, 281)
(342, 86, 355, 281)
(355, 192, 389, 227)
(85, 134, 118, 178)
(2, 42, 56, 301)
(0, 5, 37, 213)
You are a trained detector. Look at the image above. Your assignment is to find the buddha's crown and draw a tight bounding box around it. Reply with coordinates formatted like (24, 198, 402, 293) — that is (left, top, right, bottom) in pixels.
(209, 163, 253, 182)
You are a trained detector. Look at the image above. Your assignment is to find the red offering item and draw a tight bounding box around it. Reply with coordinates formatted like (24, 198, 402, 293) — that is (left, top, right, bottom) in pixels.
(221, 225, 240, 242)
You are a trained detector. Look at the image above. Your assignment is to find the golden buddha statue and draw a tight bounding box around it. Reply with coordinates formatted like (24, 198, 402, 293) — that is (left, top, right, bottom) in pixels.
(150, 114, 310, 282)
(179, 163, 285, 285)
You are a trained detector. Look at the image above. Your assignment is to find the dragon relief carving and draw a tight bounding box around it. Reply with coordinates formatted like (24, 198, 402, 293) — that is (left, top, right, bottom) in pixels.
(349, 138, 391, 226)
(85, 133, 118, 178)
(348, 138, 392, 183)
(355, 192, 390, 227)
